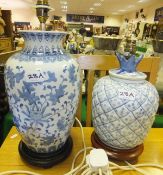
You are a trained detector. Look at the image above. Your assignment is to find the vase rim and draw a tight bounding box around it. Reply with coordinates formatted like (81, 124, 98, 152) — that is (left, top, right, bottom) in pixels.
(109, 69, 147, 81)
(19, 30, 67, 34)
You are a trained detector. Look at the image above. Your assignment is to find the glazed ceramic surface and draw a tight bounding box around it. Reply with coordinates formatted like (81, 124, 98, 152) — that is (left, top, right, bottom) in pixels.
(5, 31, 80, 153)
(92, 64, 159, 150)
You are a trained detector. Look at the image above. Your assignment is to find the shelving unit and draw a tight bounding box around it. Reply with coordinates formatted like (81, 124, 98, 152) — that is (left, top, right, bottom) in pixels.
(67, 23, 83, 32)
(13, 22, 31, 36)
(102, 26, 120, 35)
(0, 38, 12, 53)
(0, 10, 13, 53)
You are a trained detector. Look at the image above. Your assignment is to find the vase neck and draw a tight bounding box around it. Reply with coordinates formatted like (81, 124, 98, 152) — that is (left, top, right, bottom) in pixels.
(20, 31, 67, 56)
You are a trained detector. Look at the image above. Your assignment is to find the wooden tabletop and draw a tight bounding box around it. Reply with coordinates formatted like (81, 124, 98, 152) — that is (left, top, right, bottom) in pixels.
(0, 127, 163, 175)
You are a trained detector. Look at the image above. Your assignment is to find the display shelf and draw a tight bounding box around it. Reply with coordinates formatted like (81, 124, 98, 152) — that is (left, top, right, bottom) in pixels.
(102, 26, 120, 35)
(0, 10, 13, 51)
(0, 38, 12, 53)
(67, 23, 83, 32)
(13, 22, 31, 34)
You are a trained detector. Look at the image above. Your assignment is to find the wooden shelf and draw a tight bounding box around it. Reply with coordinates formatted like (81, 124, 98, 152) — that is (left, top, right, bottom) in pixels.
(0, 38, 12, 53)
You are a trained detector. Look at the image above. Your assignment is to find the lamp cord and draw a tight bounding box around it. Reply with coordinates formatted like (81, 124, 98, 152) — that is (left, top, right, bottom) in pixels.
(0, 170, 41, 175)
(65, 118, 163, 175)
(1, 117, 163, 175)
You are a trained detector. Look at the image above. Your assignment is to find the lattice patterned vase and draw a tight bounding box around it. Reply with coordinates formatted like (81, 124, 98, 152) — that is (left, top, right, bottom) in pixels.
(92, 53, 159, 149)
(5, 31, 80, 153)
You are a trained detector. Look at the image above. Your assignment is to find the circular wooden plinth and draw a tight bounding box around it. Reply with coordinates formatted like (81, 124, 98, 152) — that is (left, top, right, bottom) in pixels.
(18, 136, 73, 168)
(91, 131, 144, 164)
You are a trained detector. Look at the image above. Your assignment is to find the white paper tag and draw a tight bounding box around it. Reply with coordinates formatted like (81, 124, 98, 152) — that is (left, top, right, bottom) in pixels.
(25, 69, 48, 83)
(118, 89, 136, 101)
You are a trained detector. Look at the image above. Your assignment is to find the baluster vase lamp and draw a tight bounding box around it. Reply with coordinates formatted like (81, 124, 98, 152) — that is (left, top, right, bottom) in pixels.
(5, 0, 80, 168)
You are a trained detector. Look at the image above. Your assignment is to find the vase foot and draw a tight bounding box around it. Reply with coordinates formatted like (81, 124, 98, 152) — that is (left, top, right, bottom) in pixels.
(91, 131, 144, 164)
(18, 136, 73, 168)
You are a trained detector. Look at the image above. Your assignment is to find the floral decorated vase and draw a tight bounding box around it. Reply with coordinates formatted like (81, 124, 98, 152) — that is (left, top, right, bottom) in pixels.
(5, 31, 80, 153)
(92, 53, 159, 150)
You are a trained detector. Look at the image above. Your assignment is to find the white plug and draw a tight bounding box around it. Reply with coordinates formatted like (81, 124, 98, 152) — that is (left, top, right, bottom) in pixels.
(87, 149, 109, 172)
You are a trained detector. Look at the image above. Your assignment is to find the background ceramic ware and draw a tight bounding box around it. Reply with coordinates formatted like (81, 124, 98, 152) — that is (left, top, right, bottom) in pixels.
(92, 53, 159, 149)
(5, 31, 80, 153)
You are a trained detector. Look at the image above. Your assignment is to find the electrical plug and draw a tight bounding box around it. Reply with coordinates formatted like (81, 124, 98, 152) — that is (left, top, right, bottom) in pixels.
(87, 149, 109, 172)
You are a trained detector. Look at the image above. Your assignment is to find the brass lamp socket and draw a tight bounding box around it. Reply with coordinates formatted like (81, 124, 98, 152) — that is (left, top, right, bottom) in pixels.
(37, 0, 49, 6)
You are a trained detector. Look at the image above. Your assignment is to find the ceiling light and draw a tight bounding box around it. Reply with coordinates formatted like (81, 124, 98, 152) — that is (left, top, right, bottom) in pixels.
(90, 11, 94, 14)
(60, 1, 67, 5)
(138, 0, 147, 2)
(61, 5, 67, 9)
(127, 5, 135, 8)
(1, 0, 6, 4)
(90, 7, 95, 10)
(118, 9, 126, 12)
(100, 0, 104, 1)
(112, 12, 119, 15)
(93, 3, 101, 6)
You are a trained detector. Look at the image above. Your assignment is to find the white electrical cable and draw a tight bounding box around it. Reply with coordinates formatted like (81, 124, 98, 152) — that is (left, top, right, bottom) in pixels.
(105, 169, 112, 175)
(64, 117, 88, 175)
(108, 169, 113, 175)
(64, 118, 163, 175)
(124, 161, 148, 175)
(127, 163, 163, 169)
(0, 170, 42, 175)
(98, 168, 102, 175)
(2, 117, 163, 175)
(109, 162, 131, 170)
(71, 147, 93, 170)
(74, 164, 89, 175)
(85, 170, 92, 175)
(109, 161, 163, 171)
(81, 168, 92, 175)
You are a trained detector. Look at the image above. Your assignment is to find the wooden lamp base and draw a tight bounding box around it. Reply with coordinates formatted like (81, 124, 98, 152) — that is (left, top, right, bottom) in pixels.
(91, 131, 144, 164)
(18, 136, 73, 168)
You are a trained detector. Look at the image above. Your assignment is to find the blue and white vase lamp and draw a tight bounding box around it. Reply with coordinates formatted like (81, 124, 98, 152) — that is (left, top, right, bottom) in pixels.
(91, 52, 159, 163)
(5, 0, 80, 168)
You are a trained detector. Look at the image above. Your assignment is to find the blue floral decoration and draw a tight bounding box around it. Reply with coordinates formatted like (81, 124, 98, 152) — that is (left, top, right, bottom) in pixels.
(68, 64, 77, 85)
(18, 86, 39, 105)
(46, 71, 57, 82)
(57, 117, 67, 131)
(5, 66, 25, 89)
(21, 100, 52, 129)
(68, 91, 76, 101)
(48, 84, 67, 105)
(5, 31, 80, 153)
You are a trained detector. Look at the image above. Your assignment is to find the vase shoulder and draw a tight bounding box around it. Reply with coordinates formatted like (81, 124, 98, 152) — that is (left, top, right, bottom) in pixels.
(8, 52, 73, 63)
(19, 30, 67, 34)
(109, 69, 147, 82)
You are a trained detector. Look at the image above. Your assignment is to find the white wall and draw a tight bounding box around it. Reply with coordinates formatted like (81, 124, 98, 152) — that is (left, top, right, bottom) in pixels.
(11, 9, 123, 29)
(123, 2, 163, 24)
(7, 2, 163, 30)
(59, 14, 122, 27)
(11, 9, 39, 28)
(104, 15, 122, 26)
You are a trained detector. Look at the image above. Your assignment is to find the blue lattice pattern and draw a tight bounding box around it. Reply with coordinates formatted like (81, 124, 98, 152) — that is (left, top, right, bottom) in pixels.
(92, 76, 159, 149)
